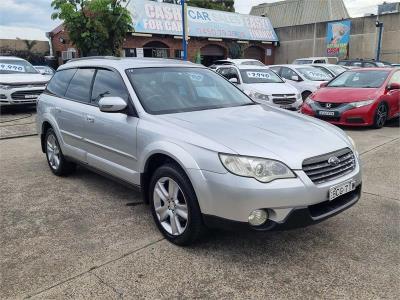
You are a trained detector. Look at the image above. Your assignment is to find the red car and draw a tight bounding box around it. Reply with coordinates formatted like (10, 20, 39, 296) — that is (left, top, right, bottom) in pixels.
(301, 68, 400, 128)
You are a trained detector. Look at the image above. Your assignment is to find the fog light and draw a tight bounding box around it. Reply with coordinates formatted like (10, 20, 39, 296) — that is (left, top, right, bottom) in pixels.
(248, 209, 268, 226)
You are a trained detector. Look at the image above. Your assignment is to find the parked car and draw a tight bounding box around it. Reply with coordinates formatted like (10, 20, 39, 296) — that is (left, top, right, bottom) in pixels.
(337, 59, 391, 68)
(0, 56, 51, 106)
(215, 64, 302, 110)
(37, 57, 361, 245)
(301, 68, 400, 128)
(270, 64, 331, 99)
(309, 64, 348, 78)
(293, 57, 338, 65)
(34, 65, 55, 75)
(209, 58, 264, 69)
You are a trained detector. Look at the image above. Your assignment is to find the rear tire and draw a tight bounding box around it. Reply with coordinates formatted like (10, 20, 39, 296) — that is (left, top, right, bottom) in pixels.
(45, 128, 76, 176)
(372, 102, 388, 129)
(149, 163, 204, 246)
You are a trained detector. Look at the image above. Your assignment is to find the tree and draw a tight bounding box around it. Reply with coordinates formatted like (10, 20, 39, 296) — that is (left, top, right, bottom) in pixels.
(152, 0, 235, 12)
(51, 0, 133, 56)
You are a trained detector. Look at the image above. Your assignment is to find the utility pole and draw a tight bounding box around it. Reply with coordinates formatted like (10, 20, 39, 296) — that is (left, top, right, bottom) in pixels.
(181, 0, 188, 60)
(375, 18, 384, 61)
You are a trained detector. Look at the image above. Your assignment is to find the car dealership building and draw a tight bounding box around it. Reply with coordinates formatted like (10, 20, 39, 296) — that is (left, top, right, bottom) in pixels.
(49, 0, 279, 66)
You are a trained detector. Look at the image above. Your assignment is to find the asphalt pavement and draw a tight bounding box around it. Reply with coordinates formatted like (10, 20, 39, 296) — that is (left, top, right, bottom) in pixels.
(0, 111, 399, 299)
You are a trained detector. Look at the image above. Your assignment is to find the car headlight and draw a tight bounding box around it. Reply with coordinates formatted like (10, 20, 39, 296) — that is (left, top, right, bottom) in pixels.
(0, 84, 12, 90)
(349, 99, 374, 108)
(247, 91, 270, 101)
(348, 136, 356, 150)
(296, 93, 302, 100)
(304, 97, 314, 105)
(219, 154, 295, 183)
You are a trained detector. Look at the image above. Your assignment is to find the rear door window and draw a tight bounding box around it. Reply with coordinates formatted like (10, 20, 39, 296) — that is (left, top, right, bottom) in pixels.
(65, 68, 95, 103)
(91, 69, 128, 105)
(46, 68, 77, 97)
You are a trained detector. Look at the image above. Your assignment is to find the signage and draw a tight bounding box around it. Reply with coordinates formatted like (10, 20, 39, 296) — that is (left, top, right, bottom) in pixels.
(326, 20, 351, 58)
(0, 63, 25, 72)
(136, 47, 144, 58)
(128, 0, 278, 42)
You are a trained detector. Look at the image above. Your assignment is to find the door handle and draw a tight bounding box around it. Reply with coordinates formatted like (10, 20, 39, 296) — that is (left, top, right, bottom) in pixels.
(86, 115, 95, 123)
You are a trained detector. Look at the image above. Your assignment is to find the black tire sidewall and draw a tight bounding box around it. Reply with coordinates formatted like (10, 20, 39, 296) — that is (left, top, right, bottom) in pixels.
(373, 102, 387, 129)
(149, 164, 203, 246)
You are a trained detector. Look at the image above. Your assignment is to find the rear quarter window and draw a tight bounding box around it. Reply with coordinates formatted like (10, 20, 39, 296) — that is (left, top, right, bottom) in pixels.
(46, 69, 77, 97)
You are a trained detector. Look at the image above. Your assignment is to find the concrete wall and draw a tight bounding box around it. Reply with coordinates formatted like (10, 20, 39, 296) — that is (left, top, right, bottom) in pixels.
(274, 12, 400, 64)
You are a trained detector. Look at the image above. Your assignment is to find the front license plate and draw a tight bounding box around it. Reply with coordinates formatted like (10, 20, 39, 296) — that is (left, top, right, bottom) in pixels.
(329, 180, 356, 201)
(24, 94, 37, 99)
(318, 110, 335, 116)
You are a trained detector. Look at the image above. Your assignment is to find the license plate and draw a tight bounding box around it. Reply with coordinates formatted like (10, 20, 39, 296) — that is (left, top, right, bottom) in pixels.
(318, 110, 335, 116)
(24, 94, 38, 99)
(329, 180, 356, 201)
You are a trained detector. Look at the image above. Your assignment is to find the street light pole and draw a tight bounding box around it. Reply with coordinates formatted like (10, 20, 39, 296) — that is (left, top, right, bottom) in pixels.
(181, 0, 188, 60)
(375, 19, 384, 61)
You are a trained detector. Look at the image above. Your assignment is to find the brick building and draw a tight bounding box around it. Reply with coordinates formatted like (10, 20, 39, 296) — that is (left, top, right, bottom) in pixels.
(49, 0, 278, 66)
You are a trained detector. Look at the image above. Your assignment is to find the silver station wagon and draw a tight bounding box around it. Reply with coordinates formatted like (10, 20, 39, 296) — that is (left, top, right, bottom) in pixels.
(37, 57, 362, 245)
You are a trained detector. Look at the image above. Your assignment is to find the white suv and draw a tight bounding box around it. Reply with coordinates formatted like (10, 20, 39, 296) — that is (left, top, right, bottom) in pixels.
(0, 56, 51, 106)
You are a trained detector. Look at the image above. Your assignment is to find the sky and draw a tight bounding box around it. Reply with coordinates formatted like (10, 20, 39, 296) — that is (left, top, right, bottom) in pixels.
(0, 0, 391, 39)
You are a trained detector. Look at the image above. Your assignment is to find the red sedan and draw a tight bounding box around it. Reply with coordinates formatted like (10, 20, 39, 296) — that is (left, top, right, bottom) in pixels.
(301, 68, 400, 128)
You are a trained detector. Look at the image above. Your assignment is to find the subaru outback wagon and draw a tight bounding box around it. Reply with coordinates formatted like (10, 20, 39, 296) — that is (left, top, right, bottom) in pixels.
(37, 57, 362, 245)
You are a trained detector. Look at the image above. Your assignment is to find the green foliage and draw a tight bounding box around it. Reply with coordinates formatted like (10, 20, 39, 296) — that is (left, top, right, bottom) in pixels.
(186, 0, 234, 12)
(51, 0, 133, 56)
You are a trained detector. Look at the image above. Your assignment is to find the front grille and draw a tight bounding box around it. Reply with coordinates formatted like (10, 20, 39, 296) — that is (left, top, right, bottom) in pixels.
(11, 90, 44, 100)
(303, 148, 355, 184)
(316, 116, 341, 122)
(272, 94, 296, 105)
(317, 102, 342, 109)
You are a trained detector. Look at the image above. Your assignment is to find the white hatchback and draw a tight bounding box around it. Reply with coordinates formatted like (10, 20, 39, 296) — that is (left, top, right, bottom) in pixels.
(215, 65, 302, 110)
(270, 64, 332, 100)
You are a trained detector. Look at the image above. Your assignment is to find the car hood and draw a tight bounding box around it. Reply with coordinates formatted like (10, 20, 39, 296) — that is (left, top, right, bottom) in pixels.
(243, 83, 298, 95)
(313, 87, 380, 103)
(160, 104, 350, 169)
(0, 73, 51, 84)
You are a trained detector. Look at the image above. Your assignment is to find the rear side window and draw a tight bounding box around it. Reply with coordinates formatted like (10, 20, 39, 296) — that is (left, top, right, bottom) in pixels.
(65, 68, 95, 102)
(91, 69, 128, 104)
(46, 69, 76, 97)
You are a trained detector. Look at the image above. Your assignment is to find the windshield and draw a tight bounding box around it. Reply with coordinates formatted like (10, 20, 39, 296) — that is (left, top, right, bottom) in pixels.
(240, 69, 283, 84)
(127, 67, 254, 114)
(0, 59, 38, 74)
(327, 70, 390, 88)
(296, 67, 331, 81)
(327, 65, 347, 75)
(294, 59, 313, 64)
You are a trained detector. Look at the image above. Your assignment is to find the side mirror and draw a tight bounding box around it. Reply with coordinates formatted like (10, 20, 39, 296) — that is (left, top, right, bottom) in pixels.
(320, 82, 328, 88)
(98, 97, 127, 113)
(291, 75, 300, 81)
(229, 77, 239, 84)
(387, 82, 400, 90)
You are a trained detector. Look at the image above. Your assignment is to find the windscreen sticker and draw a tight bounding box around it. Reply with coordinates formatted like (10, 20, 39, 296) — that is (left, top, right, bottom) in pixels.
(0, 63, 25, 72)
(305, 71, 327, 79)
(246, 71, 271, 79)
(188, 73, 204, 82)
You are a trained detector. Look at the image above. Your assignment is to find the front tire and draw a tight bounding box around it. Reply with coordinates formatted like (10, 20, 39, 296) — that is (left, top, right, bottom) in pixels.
(45, 128, 75, 176)
(373, 102, 388, 129)
(149, 163, 204, 246)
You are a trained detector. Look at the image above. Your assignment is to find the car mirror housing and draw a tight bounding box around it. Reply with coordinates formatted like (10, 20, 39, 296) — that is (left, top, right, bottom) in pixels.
(387, 82, 400, 90)
(291, 75, 300, 81)
(98, 97, 127, 113)
(229, 77, 239, 84)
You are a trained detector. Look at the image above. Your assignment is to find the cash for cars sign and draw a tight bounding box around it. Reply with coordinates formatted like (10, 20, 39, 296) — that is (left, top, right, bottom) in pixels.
(128, 0, 278, 42)
(326, 20, 351, 58)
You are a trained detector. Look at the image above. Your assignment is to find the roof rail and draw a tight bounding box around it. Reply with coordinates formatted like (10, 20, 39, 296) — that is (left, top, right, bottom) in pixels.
(66, 56, 120, 63)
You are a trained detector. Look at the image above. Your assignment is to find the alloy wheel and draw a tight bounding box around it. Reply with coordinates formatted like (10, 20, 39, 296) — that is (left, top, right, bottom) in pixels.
(46, 133, 61, 170)
(153, 177, 188, 236)
(376, 104, 387, 127)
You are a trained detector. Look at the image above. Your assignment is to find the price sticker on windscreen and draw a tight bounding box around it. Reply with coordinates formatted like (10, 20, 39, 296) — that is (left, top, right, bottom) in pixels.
(246, 72, 271, 79)
(0, 64, 25, 72)
(307, 71, 326, 79)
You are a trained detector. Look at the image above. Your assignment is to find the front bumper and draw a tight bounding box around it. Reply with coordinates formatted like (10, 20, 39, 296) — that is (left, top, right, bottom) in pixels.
(0, 87, 45, 106)
(188, 153, 362, 228)
(301, 102, 376, 126)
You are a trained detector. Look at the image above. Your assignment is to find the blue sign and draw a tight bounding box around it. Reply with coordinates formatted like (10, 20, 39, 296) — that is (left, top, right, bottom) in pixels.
(128, 0, 278, 42)
(326, 20, 351, 58)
